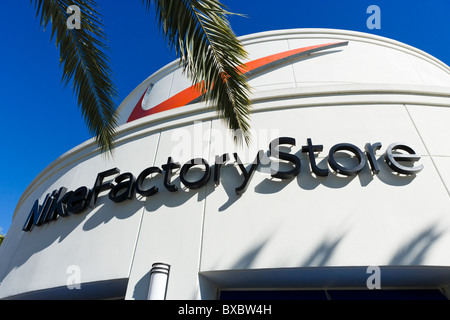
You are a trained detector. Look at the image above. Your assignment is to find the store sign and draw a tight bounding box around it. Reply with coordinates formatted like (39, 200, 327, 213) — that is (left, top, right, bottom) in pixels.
(127, 41, 349, 123)
(22, 138, 423, 232)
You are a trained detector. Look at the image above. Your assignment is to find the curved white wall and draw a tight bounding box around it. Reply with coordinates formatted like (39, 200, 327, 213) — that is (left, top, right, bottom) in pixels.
(1, 29, 450, 300)
(117, 28, 450, 126)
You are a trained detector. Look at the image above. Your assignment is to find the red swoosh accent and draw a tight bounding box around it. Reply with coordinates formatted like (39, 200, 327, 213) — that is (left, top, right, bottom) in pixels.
(127, 42, 347, 123)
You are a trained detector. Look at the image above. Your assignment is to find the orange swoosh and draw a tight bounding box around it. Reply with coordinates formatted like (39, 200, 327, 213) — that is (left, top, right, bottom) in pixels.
(127, 41, 348, 123)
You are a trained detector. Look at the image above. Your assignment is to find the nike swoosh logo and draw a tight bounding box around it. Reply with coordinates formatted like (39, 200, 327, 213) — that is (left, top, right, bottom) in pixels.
(127, 41, 348, 123)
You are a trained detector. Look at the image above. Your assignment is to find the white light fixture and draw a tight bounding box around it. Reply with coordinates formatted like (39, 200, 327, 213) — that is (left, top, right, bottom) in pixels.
(147, 262, 170, 300)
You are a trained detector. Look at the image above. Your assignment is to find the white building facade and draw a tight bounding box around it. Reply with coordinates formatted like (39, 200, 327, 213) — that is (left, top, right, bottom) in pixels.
(1, 29, 450, 300)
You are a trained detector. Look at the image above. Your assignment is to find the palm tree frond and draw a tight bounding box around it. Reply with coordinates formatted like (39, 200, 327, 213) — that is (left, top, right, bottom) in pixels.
(32, 0, 118, 153)
(143, 0, 252, 145)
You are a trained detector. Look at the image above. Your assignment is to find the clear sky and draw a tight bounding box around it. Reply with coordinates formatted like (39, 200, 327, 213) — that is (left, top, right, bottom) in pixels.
(1, 0, 449, 235)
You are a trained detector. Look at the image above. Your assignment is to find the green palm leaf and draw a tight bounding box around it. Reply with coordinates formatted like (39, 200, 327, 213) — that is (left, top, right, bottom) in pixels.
(32, 0, 118, 153)
(144, 0, 252, 145)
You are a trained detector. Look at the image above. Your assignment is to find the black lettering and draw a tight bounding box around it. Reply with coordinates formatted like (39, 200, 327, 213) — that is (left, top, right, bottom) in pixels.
(34, 193, 51, 227)
(214, 153, 231, 186)
(328, 143, 366, 176)
(180, 158, 211, 189)
(22, 137, 424, 233)
(89, 168, 120, 206)
(365, 142, 382, 174)
(41, 188, 67, 223)
(67, 186, 90, 214)
(234, 151, 263, 195)
(302, 138, 329, 177)
(54, 191, 72, 218)
(384, 143, 424, 174)
(22, 187, 69, 232)
(44, 187, 68, 222)
(109, 173, 136, 203)
(37, 191, 57, 225)
(269, 137, 301, 179)
(22, 199, 42, 232)
(161, 157, 180, 192)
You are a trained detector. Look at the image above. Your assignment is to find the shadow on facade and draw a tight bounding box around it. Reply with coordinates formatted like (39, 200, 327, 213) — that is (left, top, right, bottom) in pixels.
(221, 222, 444, 273)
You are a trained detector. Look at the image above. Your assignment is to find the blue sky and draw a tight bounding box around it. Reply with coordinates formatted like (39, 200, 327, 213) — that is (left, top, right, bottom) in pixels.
(1, 0, 449, 235)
